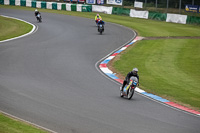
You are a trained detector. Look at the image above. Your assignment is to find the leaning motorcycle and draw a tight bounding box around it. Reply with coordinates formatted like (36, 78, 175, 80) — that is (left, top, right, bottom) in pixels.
(36, 14, 42, 22)
(98, 24, 104, 35)
(120, 76, 138, 100)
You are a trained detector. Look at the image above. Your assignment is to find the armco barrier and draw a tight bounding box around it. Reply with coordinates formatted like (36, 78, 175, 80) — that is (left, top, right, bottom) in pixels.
(31, 1, 36, 8)
(187, 15, 200, 24)
(92, 5, 113, 14)
(57, 3, 61, 10)
(15, 0, 20, 6)
(1, 0, 200, 24)
(52, 2, 57, 10)
(10, 0, 15, 5)
(112, 7, 130, 16)
(36, 1, 41, 8)
(41, 1, 46, 9)
(66, 3, 71, 11)
(46, 1, 51, 9)
(130, 9, 149, 19)
(148, 12, 167, 21)
(61, 3, 66, 10)
(166, 13, 187, 24)
(21, 0, 26, 6)
(71, 4, 76, 11)
(0, 0, 3, 5)
(82, 5, 92, 12)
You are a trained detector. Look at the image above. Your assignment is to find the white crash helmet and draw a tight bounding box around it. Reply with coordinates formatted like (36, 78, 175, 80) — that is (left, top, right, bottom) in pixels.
(132, 68, 138, 73)
(35, 9, 38, 12)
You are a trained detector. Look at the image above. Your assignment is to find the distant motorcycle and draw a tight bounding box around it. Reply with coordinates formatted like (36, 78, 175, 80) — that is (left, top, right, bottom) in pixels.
(36, 14, 42, 22)
(120, 76, 138, 100)
(98, 24, 104, 35)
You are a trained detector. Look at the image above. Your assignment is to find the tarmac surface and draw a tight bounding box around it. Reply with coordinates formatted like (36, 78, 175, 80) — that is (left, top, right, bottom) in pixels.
(0, 8, 200, 133)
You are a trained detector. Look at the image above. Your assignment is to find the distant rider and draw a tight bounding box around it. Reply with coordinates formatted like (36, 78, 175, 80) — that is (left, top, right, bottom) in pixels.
(34, 9, 40, 17)
(34, 9, 42, 21)
(95, 14, 102, 24)
(120, 68, 139, 91)
(97, 19, 105, 32)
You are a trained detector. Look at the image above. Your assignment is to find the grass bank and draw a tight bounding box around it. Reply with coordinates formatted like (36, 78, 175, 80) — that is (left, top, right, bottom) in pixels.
(113, 39, 200, 111)
(0, 113, 48, 133)
(0, 15, 33, 41)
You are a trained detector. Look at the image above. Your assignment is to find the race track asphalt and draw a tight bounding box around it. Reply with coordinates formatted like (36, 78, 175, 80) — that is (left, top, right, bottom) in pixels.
(0, 8, 200, 133)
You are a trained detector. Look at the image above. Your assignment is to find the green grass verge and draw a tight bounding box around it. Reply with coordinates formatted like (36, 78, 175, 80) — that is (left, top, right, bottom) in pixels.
(1, 5, 200, 37)
(0, 15, 33, 41)
(0, 113, 48, 133)
(113, 39, 200, 110)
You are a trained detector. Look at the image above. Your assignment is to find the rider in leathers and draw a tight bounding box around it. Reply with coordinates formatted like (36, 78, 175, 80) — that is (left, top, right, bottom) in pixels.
(97, 19, 105, 32)
(34, 9, 41, 21)
(35, 9, 40, 17)
(95, 14, 102, 24)
(120, 68, 139, 91)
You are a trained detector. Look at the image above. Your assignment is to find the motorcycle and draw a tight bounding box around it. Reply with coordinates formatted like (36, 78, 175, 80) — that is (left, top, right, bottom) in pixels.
(98, 24, 104, 35)
(120, 76, 138, 100)
(36, 14, 42, 22)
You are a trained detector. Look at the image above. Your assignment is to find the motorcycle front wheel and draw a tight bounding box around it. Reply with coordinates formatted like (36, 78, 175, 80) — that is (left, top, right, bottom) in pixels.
(127, 88, 134, 100)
